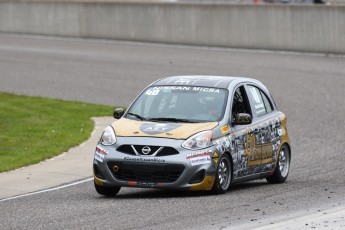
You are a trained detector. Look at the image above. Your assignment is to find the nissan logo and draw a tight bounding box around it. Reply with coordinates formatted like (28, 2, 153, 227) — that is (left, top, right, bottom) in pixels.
(141, 146, 151, 155)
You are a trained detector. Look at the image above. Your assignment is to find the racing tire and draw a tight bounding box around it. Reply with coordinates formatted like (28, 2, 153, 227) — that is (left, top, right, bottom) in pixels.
(212, 154, 232, 194)
(266, 144, 290, 184)
(94, 181, 121, 197)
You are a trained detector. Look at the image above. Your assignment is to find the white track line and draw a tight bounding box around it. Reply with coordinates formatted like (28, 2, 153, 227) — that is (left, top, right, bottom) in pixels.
(0, 177, 93, 202)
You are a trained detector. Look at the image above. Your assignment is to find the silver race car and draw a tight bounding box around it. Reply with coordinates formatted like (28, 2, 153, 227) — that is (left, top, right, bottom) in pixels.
(93, 76, 291, 196)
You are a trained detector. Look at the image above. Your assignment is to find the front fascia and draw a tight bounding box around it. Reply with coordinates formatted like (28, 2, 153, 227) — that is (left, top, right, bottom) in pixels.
(93, 136, 221, 190)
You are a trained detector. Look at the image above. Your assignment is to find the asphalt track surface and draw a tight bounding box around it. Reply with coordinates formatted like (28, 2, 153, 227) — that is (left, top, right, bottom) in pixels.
(1, 34, 345, 229)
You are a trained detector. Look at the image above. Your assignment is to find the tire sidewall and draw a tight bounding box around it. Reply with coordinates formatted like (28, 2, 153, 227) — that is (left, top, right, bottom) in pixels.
(94, 181, 121, 196)
(267, 144, 290, 183)
(212, 154, 232, 194)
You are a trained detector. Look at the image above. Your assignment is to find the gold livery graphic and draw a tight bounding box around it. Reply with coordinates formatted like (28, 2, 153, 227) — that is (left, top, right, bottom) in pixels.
(112, 118, 218, 139)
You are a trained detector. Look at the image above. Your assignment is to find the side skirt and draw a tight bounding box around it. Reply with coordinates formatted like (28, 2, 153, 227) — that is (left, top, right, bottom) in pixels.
(232, 172, 270, 184)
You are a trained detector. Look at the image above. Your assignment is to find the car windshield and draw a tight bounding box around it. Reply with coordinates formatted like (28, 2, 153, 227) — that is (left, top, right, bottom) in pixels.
(126, 86, 228, 123)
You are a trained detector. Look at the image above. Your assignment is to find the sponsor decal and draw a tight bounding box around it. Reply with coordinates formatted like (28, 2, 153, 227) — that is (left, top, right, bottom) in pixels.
(95, 152, 104, 163)
(123, 157, 166, 163)
(221, 125, 229, 133)
(245, 135, 273, 166)
(249, 86, 262, 104)
(96, 147, 107, 155)
(140, 123, 181, 135)
(192, 87, 220, 93)
(128, 181, 163, 187)
(145, 88, 160, 96)
(146, 86, 221, 94)
(186, 151, 212, 160)
(137, 182, 157, 187)
(190, 156, 211, 166)
(175, 79, 191, 85)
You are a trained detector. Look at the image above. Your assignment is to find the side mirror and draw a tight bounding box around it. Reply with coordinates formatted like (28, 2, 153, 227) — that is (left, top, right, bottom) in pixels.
(232, 113, 252, 126)
(113, 108, 125, 119)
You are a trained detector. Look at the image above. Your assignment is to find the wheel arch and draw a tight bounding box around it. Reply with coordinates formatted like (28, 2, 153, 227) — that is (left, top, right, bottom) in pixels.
(272, 142, 291, 173)
(222, 151, 234, 182)
(282, 142, 292, 161)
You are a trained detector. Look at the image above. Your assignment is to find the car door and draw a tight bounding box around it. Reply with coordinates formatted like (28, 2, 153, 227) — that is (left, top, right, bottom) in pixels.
(229, 85, 258, 178)
(245, 84, 281, 174)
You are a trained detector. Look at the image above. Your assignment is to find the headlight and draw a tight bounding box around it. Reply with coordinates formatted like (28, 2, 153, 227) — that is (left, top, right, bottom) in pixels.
(182, 130, 213, 150)
(100, 126, 116, 145)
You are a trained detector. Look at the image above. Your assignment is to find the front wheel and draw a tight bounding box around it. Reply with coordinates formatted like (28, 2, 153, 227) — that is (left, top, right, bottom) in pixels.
(94, 181, 121, 197)
(212, 154, 232, 194)
(266, 144, 290, 184)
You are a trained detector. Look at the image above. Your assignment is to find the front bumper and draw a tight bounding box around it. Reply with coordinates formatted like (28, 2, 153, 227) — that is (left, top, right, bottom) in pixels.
(93, 136, 219, 191)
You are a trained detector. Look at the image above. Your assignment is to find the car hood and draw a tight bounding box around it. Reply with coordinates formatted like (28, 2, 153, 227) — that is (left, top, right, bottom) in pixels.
(112, 118, 218, 139)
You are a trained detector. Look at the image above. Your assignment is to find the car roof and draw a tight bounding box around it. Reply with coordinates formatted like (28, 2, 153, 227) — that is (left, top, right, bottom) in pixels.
(152, 75, 255, 89)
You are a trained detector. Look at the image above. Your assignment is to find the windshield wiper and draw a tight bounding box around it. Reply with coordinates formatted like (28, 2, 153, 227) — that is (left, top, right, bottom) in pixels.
(148, 117, 196, 123)
(127, 113, 146, 121)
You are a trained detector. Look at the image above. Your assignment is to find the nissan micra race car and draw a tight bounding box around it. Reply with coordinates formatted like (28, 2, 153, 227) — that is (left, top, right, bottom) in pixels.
(93, 76, 291, 196)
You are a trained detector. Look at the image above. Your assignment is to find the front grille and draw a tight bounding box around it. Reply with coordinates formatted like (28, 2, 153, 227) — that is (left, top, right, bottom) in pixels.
(116, 145, 135, 155)
(116, 145, 179, 156)
(156, 147, 179, 156)
(107, 161, 185, 183)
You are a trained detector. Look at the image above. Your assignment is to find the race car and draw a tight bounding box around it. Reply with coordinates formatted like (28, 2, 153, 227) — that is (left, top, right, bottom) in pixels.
(93, 75, 291, 196)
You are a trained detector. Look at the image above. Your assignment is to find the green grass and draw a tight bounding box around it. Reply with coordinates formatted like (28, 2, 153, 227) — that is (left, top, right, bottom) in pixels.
(0, 92, 114, 173)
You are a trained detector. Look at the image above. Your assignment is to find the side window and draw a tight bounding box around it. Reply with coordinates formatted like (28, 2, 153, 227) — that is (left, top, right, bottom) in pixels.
(247, 85, 273, 117)
(260, 91, 273, 114)
(231, 86, 251, 119)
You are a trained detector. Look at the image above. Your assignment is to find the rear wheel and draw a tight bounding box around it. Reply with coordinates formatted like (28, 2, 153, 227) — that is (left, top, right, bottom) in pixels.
(212, 154, 232, 194)
(266, 144, 290, 183)
(94, 181, 121, 196)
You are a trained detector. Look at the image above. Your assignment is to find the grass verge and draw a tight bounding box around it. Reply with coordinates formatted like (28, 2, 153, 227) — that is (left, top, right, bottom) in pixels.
(0, 92, 114, 173)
